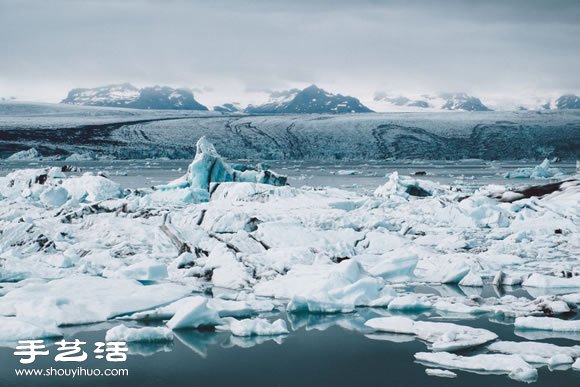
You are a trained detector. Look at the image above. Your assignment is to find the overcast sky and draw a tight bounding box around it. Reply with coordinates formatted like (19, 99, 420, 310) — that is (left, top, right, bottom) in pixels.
(1, 0, 579, 107)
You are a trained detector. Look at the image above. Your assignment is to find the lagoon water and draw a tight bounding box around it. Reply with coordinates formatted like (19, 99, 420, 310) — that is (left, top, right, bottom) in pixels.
(1, 285, 579, 386)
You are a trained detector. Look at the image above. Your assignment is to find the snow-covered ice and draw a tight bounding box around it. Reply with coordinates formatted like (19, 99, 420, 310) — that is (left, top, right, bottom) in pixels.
(425, 368, 457, 378)
(105, 325, 174, 342)
(217, 317, 289, 336)
(166, 297, 222, 330)
(515, 316, 580, 332)
(415, 352, 538, 382)
(505, 159, 564, 179)
(365, 317, 497, 351)
(487, 341, 580, 365)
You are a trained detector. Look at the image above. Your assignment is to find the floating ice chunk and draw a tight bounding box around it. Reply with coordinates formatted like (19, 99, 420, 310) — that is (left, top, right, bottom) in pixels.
(160, 137, 286, 202)
(109, 260, 168, 281)
(458, 270, 483, 287)
(65, 153, 94, 162)
(0, 276, 189, 326)
(388, 294, 431, 311)
(523, 273, 580, 289)
(419, 256, 470, 284)
(7, 148, 42, 160)
(488, 341, 580, 365)
(207, 298, 276, 318)
(562, 293, 580, 304)
(365, 316, 415, 334)
(548, 354, 574, 367)
(515, 316, 580, 332)
(61, 174, 123, 202)
(493, 271, 523, 286)
(287, 296, 355, 314)
(365, 317, 497, 352)
(415, 352, 537, 383)
(367, 254, 418, 282)
(335, 170, 358, 176)
(217, 317, 289, 336)
(39, 186, 69, 207)
(105, 325, 173, 342)
(374, 172, 442, 198)
(166, 297, 222, 330)
(573, 358, 580, 371)
(425, 368, 457, 378)
(0, 317, 61, 343)
(505, 159, 564, 179)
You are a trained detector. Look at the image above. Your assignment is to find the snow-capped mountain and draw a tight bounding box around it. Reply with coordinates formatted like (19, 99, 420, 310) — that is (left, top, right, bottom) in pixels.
(371, 92, 491, 112)
(438, 93, 491, 111)
(554, 94, 580, 109)
(213, 103, 243, 113)
(245, 85, 373, 114)
(61, 84, 208, 110)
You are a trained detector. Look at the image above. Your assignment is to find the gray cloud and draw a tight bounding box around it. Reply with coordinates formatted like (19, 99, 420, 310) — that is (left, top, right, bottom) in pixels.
(0, 0, 579, 104)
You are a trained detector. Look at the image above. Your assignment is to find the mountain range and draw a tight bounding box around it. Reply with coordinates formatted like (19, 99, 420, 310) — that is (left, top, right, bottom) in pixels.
(61, 83, 208, 110)
(244, 85, 373, 114)
(59, 83, 580, 113)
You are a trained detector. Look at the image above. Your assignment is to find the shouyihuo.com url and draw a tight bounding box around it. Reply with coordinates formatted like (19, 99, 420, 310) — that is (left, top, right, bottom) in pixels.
(15, 367, 128, 378)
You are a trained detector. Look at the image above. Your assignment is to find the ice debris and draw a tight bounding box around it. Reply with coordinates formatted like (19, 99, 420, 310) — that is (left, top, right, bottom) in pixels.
(365, 317, 497, 351)
(217, 317, 289, 336)
(515, 316, 580, 332)
(487, 341, 580, 365)
(166, 297, 222, 330)
(105, 325, 174, 342)
(7, 148, 42, 161)
(505, 159, 564, 179)
(425, 368, 457, 378)
(415, 352, 538, 382)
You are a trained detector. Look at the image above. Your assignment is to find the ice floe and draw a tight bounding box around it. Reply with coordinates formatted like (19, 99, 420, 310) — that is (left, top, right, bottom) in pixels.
(487, 341, 580, 365)
(505, 159, 564, 179)
(515, 316, 580, 332)
(415, 352, 538, 382)
(105, 325, 174, 342)
(166, 297, 222, 330)
(7, 148, 43, 161)
(216, 317, 289, 336)
(365, 317, 497, 351)
(425, 368, 457, 378)
(0, 276, 189, 326)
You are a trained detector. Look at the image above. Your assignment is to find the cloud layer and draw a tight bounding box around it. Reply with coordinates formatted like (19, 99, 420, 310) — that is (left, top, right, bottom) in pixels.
(1, 0, 579, 106)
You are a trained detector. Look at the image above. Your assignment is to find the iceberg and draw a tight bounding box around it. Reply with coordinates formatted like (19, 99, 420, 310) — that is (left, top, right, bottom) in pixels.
(7, 148, 43, 161)
(158, 137, 286, 202)
(387, 295, 431, 312)
(217, 317, 289, 336)
(523, 273, 580, 289)
(105, 325, 174, 342)
(0, 277, 189, 326)
(505, 159, 564, 179)
(0, 317, 62, 343)
(374, 172, 444, 198)
(107, 260, 168, 281)
(166, 297, 222, 330)
(415, 352, 537, 382)
(425, 368, 457, 378)
(365, 317, 497, 351)
(487, 341, 580, 365)
(515, 316, 580, 332)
